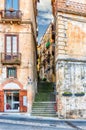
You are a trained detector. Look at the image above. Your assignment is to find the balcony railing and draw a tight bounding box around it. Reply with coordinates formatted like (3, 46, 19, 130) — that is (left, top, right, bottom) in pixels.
(1, 10, 22, 22)
(1, 53, 21, 65)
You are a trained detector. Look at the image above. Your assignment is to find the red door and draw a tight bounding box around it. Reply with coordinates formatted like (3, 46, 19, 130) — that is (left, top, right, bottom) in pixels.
(0, 91, 4, 112)
(19, 90, 27, 112)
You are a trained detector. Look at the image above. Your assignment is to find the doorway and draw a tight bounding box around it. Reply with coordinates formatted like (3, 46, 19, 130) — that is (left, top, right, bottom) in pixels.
(4, 90, 19, 112)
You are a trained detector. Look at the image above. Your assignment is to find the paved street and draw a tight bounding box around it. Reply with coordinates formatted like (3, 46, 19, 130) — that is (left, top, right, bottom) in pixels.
(0, 114, 86, 130)
(0, 122, 75, 130)
(0, 121, 75, 130)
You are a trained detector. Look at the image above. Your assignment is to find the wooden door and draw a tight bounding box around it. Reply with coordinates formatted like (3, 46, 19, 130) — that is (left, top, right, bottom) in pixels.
(0, 91, 4, 112)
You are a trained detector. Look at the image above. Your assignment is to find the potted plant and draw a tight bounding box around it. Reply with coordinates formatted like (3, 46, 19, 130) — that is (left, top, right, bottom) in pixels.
(15, 58, 19, 62)
(62, 91, 72, 96)
(74, 92, 85, 96)
(42, 77, 47, 81)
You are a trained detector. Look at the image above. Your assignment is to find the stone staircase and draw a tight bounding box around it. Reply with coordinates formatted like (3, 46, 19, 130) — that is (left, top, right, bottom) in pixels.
(31, 101, 57, 117)
(31, 81, 57, 117)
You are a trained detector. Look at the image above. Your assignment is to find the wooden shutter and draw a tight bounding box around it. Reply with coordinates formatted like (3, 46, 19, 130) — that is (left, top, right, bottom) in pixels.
(6, 36, 11, 53)
(19, 90, 27, 112)
(12, 36, 17, 53)
(0, 91, 4, 112)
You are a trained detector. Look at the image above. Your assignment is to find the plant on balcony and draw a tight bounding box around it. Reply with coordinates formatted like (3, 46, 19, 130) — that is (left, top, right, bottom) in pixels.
(9, 8, 14, 12)
(74, 92, 85, 97)
(15, 58, 19, 61)
(42, 77, 47, 81)
(46, 41, 50, 48)
(14, 58, 20, 64)
(62, 91, 72, 96)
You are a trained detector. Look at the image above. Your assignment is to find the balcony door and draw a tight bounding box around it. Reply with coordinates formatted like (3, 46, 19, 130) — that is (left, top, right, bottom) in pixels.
(5, 0, 19, 10)
(5, 35, 18, 60)
(5, 0, 19, 19)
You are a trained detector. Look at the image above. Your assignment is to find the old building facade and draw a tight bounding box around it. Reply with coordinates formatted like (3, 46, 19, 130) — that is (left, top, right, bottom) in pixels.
(52, 0, 86, 118)
(37, 23, 55, 82)
(0, 0, 38, 114)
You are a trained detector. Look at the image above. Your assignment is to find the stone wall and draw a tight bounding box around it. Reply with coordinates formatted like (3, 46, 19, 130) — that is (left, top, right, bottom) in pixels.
(53, 0, 86, 16)
(56, 13, 86, 59)
(56, 61, 86, 118)
(55, 11, 86, 118)
(59, 96, 86, 119)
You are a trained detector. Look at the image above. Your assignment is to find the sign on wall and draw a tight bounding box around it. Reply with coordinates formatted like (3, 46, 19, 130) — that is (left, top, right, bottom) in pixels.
(23, 96, 27, 106)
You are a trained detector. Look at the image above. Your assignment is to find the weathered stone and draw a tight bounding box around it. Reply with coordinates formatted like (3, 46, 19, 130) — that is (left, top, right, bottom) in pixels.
(52, 0, 86, 119)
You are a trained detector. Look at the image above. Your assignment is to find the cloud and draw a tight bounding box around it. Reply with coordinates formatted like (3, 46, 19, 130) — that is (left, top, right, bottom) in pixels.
(37, 0, 52, 12)
(40, 12, 53, 20)
(37, 0, 53, 43)
(38, 0, 53, 25)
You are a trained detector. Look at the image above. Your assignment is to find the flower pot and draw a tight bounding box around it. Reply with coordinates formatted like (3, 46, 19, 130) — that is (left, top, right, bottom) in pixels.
(62, 92, 72, 96)
(9, 8, 14, 12)
(74, 92, 85, 97)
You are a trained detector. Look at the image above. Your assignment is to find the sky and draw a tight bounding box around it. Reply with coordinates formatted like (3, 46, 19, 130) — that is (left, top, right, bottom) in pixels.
(37, 0, 53, 44)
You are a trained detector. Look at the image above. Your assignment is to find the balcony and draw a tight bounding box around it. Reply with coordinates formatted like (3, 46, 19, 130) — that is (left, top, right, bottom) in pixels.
(1, 10, 22, 23)
(1, 53, 21, 65)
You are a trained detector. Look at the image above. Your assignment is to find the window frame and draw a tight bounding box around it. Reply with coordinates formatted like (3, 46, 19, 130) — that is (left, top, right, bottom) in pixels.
(5, 0, 20, 10)
(7, 67, 17, 78)
(5, 34, 19, 55)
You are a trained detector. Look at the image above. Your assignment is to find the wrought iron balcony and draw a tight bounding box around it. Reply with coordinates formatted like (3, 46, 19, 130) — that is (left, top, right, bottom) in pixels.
(1, 10, 22, 22)
(1, 53, 21, 65)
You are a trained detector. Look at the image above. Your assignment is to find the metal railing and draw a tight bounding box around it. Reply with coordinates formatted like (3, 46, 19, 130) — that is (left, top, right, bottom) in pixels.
(1, 10, 22, 20)
(1, 53, 21, 65)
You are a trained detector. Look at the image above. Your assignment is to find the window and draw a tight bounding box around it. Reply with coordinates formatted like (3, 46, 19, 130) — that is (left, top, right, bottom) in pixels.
(5, 91, 19, 111)
(5, 35, 18, 55)
(5, 0, 19, 10)
(7, 67, 17, 78)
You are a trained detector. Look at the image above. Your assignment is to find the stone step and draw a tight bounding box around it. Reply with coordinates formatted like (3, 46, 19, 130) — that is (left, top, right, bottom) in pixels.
(31, 111, 56, 114)
(32, 107, 55, 110)
(33, 102, 56, 106)
(32, 102, 56, 104)
(32, 109, 56, 112)
(34, 101, 56, 103)
(31, 113, 57, 117)
(33, 102, 56, 104)
(31, 101, 56, 117)
(33, 105, 55, 108)
(32, 105, 55, 107)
